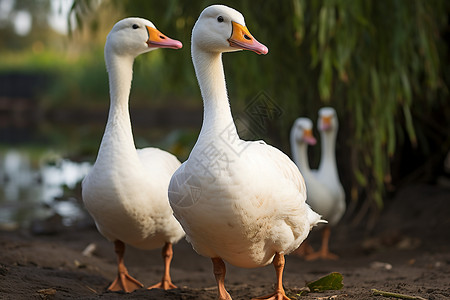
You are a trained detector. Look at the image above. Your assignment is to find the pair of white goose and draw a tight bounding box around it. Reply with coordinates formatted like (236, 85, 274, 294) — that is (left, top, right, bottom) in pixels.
(82, 5, 325, 300)
(290, 108, 346, 260)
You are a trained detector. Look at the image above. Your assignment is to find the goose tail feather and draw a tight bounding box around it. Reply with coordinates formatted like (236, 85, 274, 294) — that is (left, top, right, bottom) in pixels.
(307, 204, 328, 230)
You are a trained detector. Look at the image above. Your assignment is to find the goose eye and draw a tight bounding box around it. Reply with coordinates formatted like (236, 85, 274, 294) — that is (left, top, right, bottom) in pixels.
(217, 16, 224, 23)
(132, 24, 139, 29)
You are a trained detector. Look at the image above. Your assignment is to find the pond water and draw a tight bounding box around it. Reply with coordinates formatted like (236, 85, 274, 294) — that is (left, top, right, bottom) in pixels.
(0, 149, 92, 230)
(0, 97, 200, 232)
(0, 125, 196, 232)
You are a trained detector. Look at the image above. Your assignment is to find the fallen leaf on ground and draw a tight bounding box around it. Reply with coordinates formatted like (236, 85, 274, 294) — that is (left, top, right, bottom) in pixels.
(307, 272, 344, 292)
(289, 272, 344, 298)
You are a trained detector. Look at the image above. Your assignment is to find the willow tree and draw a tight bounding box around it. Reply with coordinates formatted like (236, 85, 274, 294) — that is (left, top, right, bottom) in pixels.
(70, 0, 449, 224)
(287, 0, 449, 224)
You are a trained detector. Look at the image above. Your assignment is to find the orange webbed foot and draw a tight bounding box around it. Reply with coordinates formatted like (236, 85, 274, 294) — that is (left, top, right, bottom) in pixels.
(147, 242, 178, 290)
(305, 226, 339, 261)
(147, 279, 177, 290)
(305, 250, 338, 261)
(107, 272, 143, 293)
(108, 240, 144, 293)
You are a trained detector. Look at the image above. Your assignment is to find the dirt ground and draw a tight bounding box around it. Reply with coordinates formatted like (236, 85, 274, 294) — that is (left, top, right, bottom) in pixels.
(0, 184, 449, 300)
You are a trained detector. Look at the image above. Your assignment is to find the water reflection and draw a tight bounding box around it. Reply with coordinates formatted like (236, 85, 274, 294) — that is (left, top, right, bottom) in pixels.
(0, 149, 91, 230)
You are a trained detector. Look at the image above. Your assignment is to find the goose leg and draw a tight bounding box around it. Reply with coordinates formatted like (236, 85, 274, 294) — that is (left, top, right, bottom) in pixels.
(252, 253, 290, 300)
(108, 240, 143, 293)
(148, 242, 177, 290)
(305, 226, 339, 261)
(212, 257, 232, 300)
(292, 240, 314, 257)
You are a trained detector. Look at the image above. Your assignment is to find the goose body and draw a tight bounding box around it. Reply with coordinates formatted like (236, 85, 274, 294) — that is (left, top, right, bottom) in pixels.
(81, 17, 184, 292)
(168, 5, 323, 299)
(290, 108, 345, 260)
(84, 147, 183, 249)
(171, 141, 318, 267)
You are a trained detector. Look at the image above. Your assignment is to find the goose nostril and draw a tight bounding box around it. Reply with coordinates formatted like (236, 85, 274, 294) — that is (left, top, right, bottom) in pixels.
(160, 35, 166, 39)
(243, 34, 251, 40)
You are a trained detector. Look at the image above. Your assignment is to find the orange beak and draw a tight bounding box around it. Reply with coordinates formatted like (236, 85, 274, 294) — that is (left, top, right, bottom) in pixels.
(321, 116, 332, 131)
(303, 129, 317, 145)
(146, 26, 182, 49)
(228, 21, 268, 55)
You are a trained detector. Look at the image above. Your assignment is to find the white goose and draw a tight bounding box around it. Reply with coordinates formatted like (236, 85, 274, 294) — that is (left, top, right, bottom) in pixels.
(82, 17, 185, 293)
(168, 5, 324, 300)
(290, 108, 345, 260)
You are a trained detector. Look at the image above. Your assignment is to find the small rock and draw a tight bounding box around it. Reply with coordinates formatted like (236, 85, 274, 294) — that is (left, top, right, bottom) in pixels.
(82, 243, 97, 257)
(370, 261, 392, 270)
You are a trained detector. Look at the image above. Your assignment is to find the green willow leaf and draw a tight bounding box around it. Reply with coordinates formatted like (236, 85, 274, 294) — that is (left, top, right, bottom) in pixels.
(370, 67, 381, 103)
(400, 72, 412, 104)
(318, 6, 328, 48)
(387, 112, 396, 157)
(292, 0, 305, 45)
(403, 104, 417, 146)
(354, 168, 367, 187)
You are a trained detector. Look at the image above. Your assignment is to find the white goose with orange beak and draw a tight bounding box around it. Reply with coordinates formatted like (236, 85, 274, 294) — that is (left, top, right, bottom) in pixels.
(290, 108, 345, 260)
(313, 108, 346, 257)
(168, 5, 324, 300)
(82, 17, 185, 293)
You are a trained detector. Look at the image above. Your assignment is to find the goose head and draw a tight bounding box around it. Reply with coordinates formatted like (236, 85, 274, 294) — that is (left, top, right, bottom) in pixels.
(105, 17, 182, 58)
(318, 107, 338, 133)
(192, 5, 268, 55)
(291, 118, 317, 146)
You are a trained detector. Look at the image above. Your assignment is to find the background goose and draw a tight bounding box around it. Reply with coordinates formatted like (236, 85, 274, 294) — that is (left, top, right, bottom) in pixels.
(81, 17, 185, 293)
(290, 108, 345, 260)
(290, 118, 321, 256)
(168, 5, 324, 300)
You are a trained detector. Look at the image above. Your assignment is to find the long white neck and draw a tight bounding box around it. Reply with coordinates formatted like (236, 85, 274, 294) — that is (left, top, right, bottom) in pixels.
(290, 134, 313, 177)
(192, 45, 236, 138)
(96, 51, 138, 164)
(318, 129, 338, 179)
